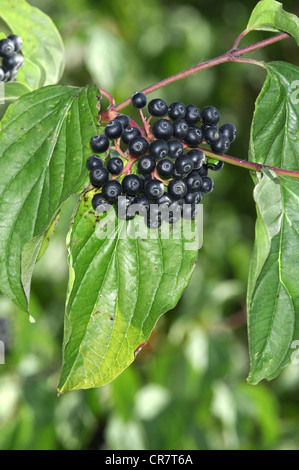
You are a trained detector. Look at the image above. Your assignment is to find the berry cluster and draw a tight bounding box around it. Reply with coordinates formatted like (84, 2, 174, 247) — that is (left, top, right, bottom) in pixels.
(0, 35, 24, 83)
(87, 92, 236, 228)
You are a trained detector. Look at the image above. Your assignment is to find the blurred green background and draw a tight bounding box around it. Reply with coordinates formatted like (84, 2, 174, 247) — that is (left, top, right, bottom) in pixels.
(1, 0, 299, 450)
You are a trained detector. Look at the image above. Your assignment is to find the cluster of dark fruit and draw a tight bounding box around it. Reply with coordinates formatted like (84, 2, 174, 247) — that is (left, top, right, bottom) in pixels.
(86, 92, 236, 228)
(0, 35, 24, 83)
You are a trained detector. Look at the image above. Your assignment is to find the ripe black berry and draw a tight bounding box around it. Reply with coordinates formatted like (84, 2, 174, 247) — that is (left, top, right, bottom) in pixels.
(131, 91, 147, 108)
(167, 139, 184, 159)
(157, 193, 173, 207)
(107, 157, 124, 175)
(175, 154, 194, 175)
(219, 123, 237, 142)
(92, 193, 109, 211)
(210, 135, 230, 154)
(7, 35, 23, 52)
(102, 180, 122, 202)
(185, 104, 201, 124)
(86, 154, 103, 170)
(90, 167, 109, 187)
(0, 38, 15, 58)
(198, 164, 209, 177)
(148, 98, 168, 117)
(173, 169, 184, 179)
(138, 155, 156, 175)
(168, 179, 187, 199)
(121, 126, 141, 144)
(201, 176, 214, 194)
(185, 191, 202, 204)
(114, 195, 135, 216)
(146, 214, 162, 229)
(2, 53, 23, 70)
(148, 139, 169, 161)
(201, 106, 220, 125)
(114, 114, 130, 129)
(128, 136, 148, 156)
(204, 126, 221, 145)
(152, 119, 173, 140)
(172, 119, 189, 139)
(144, 179, 165, 200)
(156, 159, 174, 178)
(185, 172, 202, 192)
(135, 195, 151, 212)
(122, 174, 144, 196)
(90, 134, 110, 153)
(168, 101, 186, 120)
(186, 149, 205, 170)
(184, 125, 203, 147)
(104, 120, 124, 139)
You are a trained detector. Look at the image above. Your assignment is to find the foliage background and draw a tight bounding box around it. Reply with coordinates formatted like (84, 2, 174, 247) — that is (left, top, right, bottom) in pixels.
(0, 0, 299, 450)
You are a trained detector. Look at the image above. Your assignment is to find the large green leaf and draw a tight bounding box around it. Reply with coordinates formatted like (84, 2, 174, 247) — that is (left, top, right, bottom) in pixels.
(247, 171, 299, 384)
(247, 60, 299, 383)
(0, 84, 100, 313)
(247, 0, 299, 46)
(250, 62, 299, 170)
(58, 191, 199, 392)
(0, 0, 64, 97)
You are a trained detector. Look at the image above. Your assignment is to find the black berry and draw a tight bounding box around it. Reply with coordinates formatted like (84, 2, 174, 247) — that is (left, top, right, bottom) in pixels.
(104, 120, 124, 139)
(168, 101, 186, 120)
(152, 119, 173, 140)
(219, 123, 237, 142)
(185, 104, 201, 124)
(90, 134, 110, 153)
(210, 135, 230, 154)
(201, 106, 220, 125)
(128, 136, 148, 157)
(0, 38, 15, 58)
(185, 172, 202, 192)
(172, 119, 189, 139)
(144, 179, 165, 200)
(90, 167, 109, 187)
(204, 126, 221, 145)
(182, 204, 198, 220)
(184, 125, 203, 147)
(2, 53, 23, 71)
(138, 155, 156, 175)
(107, 157, 124, 175)
(86, 154, 103, 170)
(114, 114, 130, 129)
(148, 139, 169, 161)
(0, 67, 5, 82)
(208, 161, 225, 171)
(201, 176, 214, 194)
(92, 193, 109, 212)
(122, 174, 144, 196)
(156, 159, 174, 178)
(131, 91, 147, 108)
(157, 193, 173, 207)
(135, 195, 151, 212)
(167, 139, 184, 159)
(121, 126, 141, 144)
(186, 149, 205, 170)
(168, 179, 187, 199)
(102, 180, 122, 203)
(148, 98, 168, 117)
(198, 164, 209, 177)
(175, 154, 194, 175)
(7, 35, 23, 52)
(185, 191, 202, 204)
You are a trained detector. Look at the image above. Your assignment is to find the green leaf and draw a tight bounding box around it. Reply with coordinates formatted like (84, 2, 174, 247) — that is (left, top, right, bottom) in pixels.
(250, 62, 299, 170)
(0, 0, 64, 90)
(247, 60, 299, 383)
(0, 84, 100, 313)
(247, 0, 299, 46)
(58, 192, 199, 392)
(247, 171, 299, 384)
